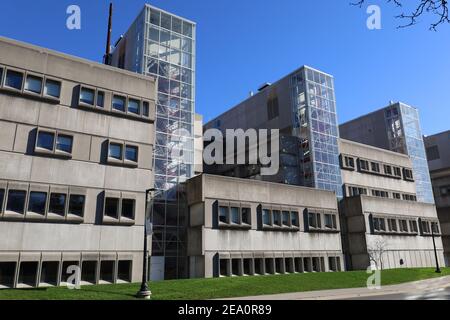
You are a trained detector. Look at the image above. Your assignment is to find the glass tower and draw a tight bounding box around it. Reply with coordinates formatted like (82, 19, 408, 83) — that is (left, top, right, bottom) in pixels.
(384, 103, 434, 203)
(112, 4, 196, 280)
(290, 66, 343, 198)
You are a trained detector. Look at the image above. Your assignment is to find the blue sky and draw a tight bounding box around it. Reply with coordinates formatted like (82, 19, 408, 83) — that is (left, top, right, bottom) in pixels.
(1, 0, 449, 135)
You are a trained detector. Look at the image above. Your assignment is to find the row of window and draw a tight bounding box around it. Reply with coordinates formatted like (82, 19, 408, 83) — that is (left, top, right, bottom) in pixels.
(0, 259, 132, 289)
(218, 204, 251, 229)
(0, 66, 61, 101)
(307, 210, 339, 232)
(370, 214, 440, 236)
(346, 185, 417, 202)
(261, 208, 300, 231)
(341, 155, 414, 182)
(34, 128, 140, 167)
(78, 85, 153, 121)
(218, 256, 341, 277)
(0, 182, 138, 225)
(0, 65, 154, 123)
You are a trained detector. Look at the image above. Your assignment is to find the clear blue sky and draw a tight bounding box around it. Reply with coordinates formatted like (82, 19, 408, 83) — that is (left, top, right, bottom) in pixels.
(1, 0, 449, 135)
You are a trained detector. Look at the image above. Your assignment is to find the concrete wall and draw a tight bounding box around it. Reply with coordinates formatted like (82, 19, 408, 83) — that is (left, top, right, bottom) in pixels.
(0, 37, 156, 287)
(341, 196, 444, 270)
(339, 138, 417, 196)
(186, 174, 344, 278)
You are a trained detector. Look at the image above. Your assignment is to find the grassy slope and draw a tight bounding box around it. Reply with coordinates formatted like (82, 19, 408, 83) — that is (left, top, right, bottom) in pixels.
(0, 268, 448, 300)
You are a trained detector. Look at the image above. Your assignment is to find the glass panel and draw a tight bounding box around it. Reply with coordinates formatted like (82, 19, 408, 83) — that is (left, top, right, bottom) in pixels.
(6, 190, 26, 214)
(68, 195, 85, 217)
(219, 206, 228, 223)
(282, 211, 290, 226)
(56, 135, 73, 153)
(273, 210, 281, 226)
(171, 33, 181, 49)
(28, 192, 47, 215)
(291, 212, 299, 226)
(5, 70, 23, 90)
(231, 207, 239, 224)
(80, 87, 95, 105)
(172, 17, 182, 34)
(150, 9, 160, 26)
(109, 143, 123, 160)
(125, 145, 138, 162)
(97, 91, 105, 108)
(24, 75, 43, 94)
(182, 37, 192, 53)
(143, 101, 150, 117)
(112, 95, 126, 112)
(161, 12, 171, 30)
(37, 131, 55, 151)
(121, 199, 135, 219)
(105, 198, 119, 218)
(160, 30, 171, 46)
(128, 98, 140, 115)
(44, 79, 61, 98)
(149, 27, 160, 42)
(182, 21, 193, 37)
(241, 207, 250, 224)
(49, 193, 66, 216)
(263, 209, 271, 225)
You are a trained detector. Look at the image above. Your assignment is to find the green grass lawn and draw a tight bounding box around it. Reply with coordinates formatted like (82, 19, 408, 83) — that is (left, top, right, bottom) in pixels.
(0, 268, 449, 300)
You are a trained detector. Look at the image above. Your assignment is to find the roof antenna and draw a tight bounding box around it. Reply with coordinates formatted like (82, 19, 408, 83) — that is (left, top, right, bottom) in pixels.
(103, 2, 113, 65)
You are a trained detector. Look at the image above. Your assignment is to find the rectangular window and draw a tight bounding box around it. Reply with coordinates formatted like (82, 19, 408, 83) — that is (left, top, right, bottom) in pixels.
(431, 222, 440, 234)
(105, 198, 119, 219)
(440, 186, 450, 197)
(426, 146, 440, 161)
(371, 162, 380, 173)
(49, 193, 66, 216)
(219, 259, 228, 277)
(0, 188, 4, 212)
(399, 220, 408, 232)
(409, 220, 418, 233)
(97, 91, 105, 108)
(384, 165, 393, 176)
(393, 193, 401, 200)
(79, 87, 95, 105)
(128, 98, 140, 115)
(24, 75, 43, 94)
(5, 70, 23, 90)
(393, 167, 402, 178)
(403, 168, 414, 181)
(373, 217, 386, 232)
(282, 211, 290, 226)
(388, 219, 398, 232)
(56, 134, 73, 154)
(6, 190, 26, 214)
(68, 195, 85, 217)
(28, 191, 47, 215)
(241, 207, 251, 225)
(109, 143, 123, 160)
(344, 156, 355, 169)
(421, 221, 431, 234)
(308, 212, 321, 229)
(112, 95, 126, 112)
(0, 67, 3, 86)
(291, 211, 299, 227)
(273, 210, 281, 226)
(44, 79, 61, 98)
(230, 207, 239, 224)
(143, 101, 150, 117)
(36, 131, 55, 151)
(125, 145, 138, 162)
(262, 209, 271, 225)
(219, 206, 228, 224)
(359, 159, 369, 171)
(121, 199, 135, 220)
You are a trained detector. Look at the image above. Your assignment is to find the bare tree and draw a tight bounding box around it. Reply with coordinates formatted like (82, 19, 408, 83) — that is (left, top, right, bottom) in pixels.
(352, 0, 449, 30)
(367, 239, 388, 270)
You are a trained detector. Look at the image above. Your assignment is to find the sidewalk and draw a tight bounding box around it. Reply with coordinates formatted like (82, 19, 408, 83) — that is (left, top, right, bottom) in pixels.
(220, 276, 450, 300)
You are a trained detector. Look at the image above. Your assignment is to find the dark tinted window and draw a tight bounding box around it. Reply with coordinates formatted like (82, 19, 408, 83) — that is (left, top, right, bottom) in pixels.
(241, 207, 251, 224)
(37, 131, 55, 151)
(109, 143, 123, 160)
(44, 79, 61, 98)
(5, 70, 23, 90)
(68, 195, 85, 217)
(97, 91, 105, 108)
(24, 75, 43, 94)
(112, 95, 126, 112)
(0, 189, 5, 212)
(125, 145, 138, 162)
(7, 190, 26, 214)
(0, 68, 3, 85)
(49, 193, 66, 216)
(128, 99, 140, 115)
(80, 87, 95, 105)
(56, 135, 73, 153)
(105, 198, 119, 218)
(28, 192, 47, 215)
(219, 206, 228, 223)
(121, 199, 135, 219)
(142, 101, 150, 117)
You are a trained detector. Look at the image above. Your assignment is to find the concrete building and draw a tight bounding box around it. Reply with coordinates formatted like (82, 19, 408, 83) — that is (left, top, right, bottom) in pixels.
(0, 37, 156, 288)
(339, 139, 443, 270)
(340, 102, 434, 204)
(186, 174, 344, 278)
(425, 131, 450, 265)
(203, 66, 444, 272)
(111, 4, 196, 280)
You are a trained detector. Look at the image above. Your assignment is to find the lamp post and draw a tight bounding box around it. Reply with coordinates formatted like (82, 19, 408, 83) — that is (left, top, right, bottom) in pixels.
(136, 188, 156, 299)
(431, 223, 441, 274)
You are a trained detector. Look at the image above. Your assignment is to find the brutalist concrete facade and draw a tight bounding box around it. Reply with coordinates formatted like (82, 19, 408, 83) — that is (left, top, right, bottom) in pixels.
(0, 37, 156, 288)
(186, 174, 344, 278)
(339, 139, 444, 270)
(425, 131, 450, 265)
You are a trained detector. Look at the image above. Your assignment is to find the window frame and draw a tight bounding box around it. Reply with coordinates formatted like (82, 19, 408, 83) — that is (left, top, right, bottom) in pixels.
(47, 186, 68, 221)
(43, 77, 62, 100)
(78, 85, 97, 107)
(3, 68, 24, 92)
(26, 185, 49, 220)
(35, 129, 74, 158)
(23, 72, 44, 96)
(66, 187, 86, 222)
(107, 140, 139, 168)
(4, 183, 28, 219)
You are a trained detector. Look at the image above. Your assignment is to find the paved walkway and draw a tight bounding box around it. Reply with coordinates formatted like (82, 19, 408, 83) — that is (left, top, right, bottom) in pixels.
(221, 276, 450, 300)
